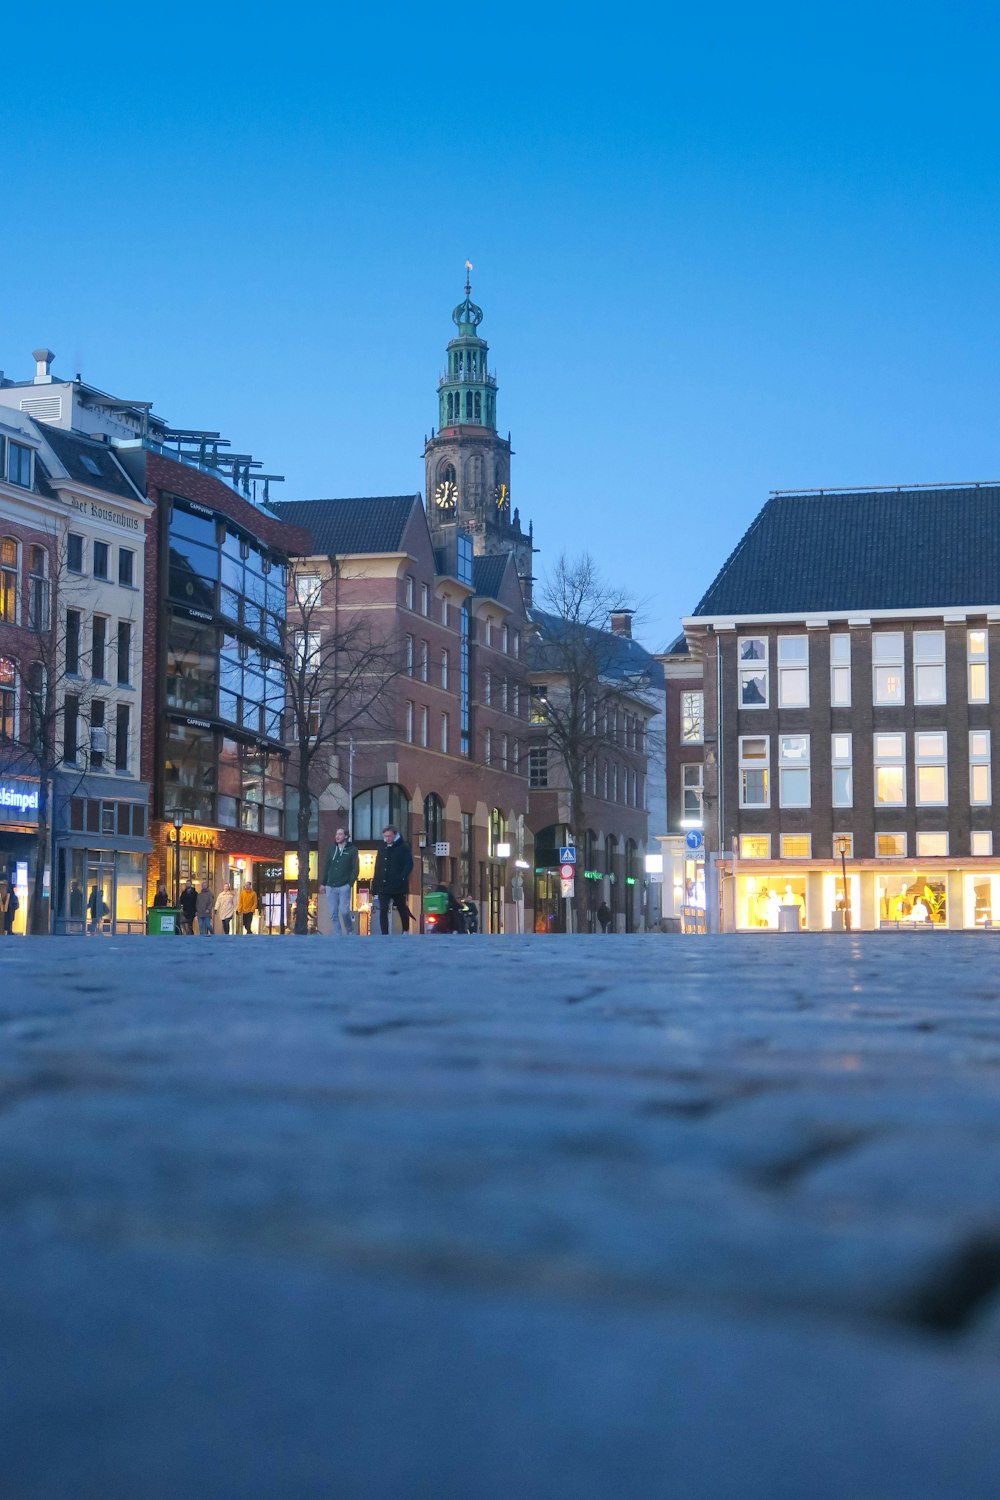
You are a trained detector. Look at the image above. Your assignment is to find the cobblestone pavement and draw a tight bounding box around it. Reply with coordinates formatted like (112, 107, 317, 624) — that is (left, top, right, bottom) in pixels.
(2, 933, 1000, 1498)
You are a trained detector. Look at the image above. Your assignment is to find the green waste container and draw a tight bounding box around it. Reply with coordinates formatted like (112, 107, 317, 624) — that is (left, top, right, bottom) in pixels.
(147, 906, 181, 935)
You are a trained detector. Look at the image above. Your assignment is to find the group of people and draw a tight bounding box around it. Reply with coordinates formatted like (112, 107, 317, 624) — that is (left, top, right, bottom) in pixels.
(319, 824, 478, 936)
(152, 879, 258, 935)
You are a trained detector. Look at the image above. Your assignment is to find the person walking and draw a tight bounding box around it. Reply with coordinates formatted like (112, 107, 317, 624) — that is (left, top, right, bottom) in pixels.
(179, 881, 198, 935)
(87, 883, 107, 936)
(372, 825, 414, 935)
(214, 882, 236, 935)
(457, 894, 479, 935)
(196, 882, 214, 935)
(0, 882, 18, 935)
(597, 901, 612, 934)
(152, 881, 170, 909)
(237, 882, 258, 935)
(320, 827, 359, 935)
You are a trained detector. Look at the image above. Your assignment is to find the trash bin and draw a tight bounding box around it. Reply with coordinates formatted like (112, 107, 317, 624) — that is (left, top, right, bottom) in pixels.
(830, 909, 846, 931)
(147, 906, 181, 935)
(777, 904, 800, 933)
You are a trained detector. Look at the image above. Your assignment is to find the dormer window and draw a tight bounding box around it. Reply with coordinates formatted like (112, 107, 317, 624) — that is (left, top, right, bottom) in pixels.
(6, 442, 31, 488)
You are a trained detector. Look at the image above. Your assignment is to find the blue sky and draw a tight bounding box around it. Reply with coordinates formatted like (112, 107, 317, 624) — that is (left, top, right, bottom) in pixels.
(6, 2, 1000, 649)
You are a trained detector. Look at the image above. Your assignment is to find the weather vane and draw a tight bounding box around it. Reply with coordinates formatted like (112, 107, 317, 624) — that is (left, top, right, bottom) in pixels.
(465, 260, 473, 295)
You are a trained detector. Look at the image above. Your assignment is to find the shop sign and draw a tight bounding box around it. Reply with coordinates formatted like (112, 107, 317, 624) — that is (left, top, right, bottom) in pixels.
(178, 825, 218, 848)
(263, 865, 283, 880)
(0, 782, 40, 822)
(67, 495, 142, 531)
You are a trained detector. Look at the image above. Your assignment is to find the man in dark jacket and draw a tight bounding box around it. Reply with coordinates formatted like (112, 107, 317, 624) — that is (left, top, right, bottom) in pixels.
(372, 825, 414, 935)
(321, 827, 360, 935)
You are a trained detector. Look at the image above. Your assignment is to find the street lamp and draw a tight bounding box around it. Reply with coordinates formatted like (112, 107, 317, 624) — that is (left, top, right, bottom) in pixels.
(172, 811, 184, 907)
(836, 835, 851, 931)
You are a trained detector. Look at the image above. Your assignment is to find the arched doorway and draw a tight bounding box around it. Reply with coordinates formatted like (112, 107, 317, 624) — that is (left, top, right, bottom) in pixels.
(487, 808, 508, 934)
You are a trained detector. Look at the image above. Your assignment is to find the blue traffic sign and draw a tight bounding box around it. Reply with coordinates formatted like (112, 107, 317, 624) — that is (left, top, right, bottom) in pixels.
(559, 845, 576, 863)
(685, 831, 703, 851)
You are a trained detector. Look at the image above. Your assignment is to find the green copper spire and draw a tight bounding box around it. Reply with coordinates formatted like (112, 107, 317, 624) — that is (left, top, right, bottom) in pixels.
(437, 262, 498, 432)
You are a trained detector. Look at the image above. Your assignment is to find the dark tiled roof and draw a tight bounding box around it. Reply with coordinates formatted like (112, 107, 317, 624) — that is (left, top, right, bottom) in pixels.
(694, 485, 1000, 617)
(663, 632, 689, 655)
(272, 496, 418, 556)
(529, 608, 665, 691)
(39, 425, 139, 502)
(473, 553, 510, 601)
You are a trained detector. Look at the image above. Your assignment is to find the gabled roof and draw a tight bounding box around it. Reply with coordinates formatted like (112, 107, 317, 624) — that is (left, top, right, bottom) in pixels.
(473, 553, 511, 602)
(272, 496, 420, 556)
(528, 608, 665, 691)
(37, 424, 140, 503)
(693, 484, 1000, 617)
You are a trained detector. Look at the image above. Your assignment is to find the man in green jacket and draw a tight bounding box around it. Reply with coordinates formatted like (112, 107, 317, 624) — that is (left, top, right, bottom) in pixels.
(321, 827, 360, 935)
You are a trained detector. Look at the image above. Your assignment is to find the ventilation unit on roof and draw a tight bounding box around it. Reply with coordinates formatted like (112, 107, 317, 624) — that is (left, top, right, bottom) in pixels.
(19, 395, 62, 423)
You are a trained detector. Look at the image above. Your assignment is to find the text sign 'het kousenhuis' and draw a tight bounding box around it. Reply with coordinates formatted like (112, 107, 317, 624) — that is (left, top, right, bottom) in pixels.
(67, 496, 141, 532)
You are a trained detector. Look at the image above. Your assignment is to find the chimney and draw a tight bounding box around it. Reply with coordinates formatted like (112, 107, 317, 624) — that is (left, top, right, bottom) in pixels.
(610, 609, 634, 639)
(32, 348, 55, 384)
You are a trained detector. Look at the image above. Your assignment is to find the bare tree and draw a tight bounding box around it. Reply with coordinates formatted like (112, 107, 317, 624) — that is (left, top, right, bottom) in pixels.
(530, 553, 659, 930)
(281, 563, 402, 934)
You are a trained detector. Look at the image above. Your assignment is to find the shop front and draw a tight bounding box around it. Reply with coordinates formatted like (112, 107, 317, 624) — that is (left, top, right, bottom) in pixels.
(54, 777, 151, 936)
(0, 776, 43, 935)
(728, 858, 1000, 931)
(155, 820, 287, 933)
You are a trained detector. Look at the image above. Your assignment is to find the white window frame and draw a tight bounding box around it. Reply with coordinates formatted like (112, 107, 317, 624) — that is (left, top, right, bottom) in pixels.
(780, 833, 812, 858)
(970, 730, 992, 806)
(968, 628, 989, 705)
(738, 636, 768, 709)
(913, 630, 946, 706)
(739, 834, 771, 859)
(830, 633, 852, 707)
(831, 732, 853, 808)
(874, 732, 906, 806)
(875, 832, 907, 857)
(441, 713, 449, 753)
(529, 747, 548, 787)
(914, 731, 948, 807)
(419, 705, 428, 747)
(405, 701, 414, 743)
(680, 690, 704, 744)
(419, 640, 429, 683)
(294, 573, 322, 608)
(777, 635, 809, 709)
(971, 830, 993, 856)
(404, 634, 414, 676)
(915, 832, 949, 857)
(872, 631, 905, 706)
(681, 763, 703, 825)
(778, 733, 811, 809)
(404, 575, 414, 609)
(440, 648, 449, 690)
(739, 734, 770, 808)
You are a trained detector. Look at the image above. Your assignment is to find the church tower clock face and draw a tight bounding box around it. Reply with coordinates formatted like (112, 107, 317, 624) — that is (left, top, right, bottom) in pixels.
(435, 478, 458, 513)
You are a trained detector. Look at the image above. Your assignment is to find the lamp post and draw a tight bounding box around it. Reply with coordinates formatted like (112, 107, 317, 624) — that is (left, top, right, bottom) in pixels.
(836, 835, 851, 931)
(172, 811, 184, 908)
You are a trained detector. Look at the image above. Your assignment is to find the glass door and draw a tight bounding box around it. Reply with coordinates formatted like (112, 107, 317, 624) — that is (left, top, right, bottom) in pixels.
(86, 858, 114, 936)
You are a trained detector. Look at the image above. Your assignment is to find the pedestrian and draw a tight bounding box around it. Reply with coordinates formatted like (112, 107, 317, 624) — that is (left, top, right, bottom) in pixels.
(179, 881, 198, 935)
(214, 882, 236, 935)
(372, 825, 414, 935)
(320, 826, 359, 935)
(237, 882, 258, 935)
(0, 882, 18, 935)
(597, 901, 612, 933)
(196, 881, 214, 935)
(87, 884, 107, 936)
(152, 881, 170, 909)
(426, 881, 461, 933)
(457, 894, 479, 935)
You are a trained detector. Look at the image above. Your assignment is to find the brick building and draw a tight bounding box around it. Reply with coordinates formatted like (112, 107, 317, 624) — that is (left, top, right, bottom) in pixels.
(685, 482, 1000, 931)
(657, 632, 707, 924)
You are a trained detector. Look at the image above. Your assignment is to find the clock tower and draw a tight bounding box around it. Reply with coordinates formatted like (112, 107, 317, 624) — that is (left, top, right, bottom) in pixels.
(424, 266, 533, 601)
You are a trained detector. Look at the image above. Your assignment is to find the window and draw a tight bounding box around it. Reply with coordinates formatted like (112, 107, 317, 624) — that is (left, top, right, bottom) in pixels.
(916, 832, 948, 857)
(740, 834, 770, 858)
(511, 682, 520, 717)
(832, 733, 853, 808)
(404, 634, 414, 675)
(441, 649, 449, 690)
(915, 731, 947, 806)
(65, 609, 81, 675)
(876, 832, 907, 857)
(777, 636, 809, 708)
(501, 734, 509, 770)
(7, 441, 31, 487)
(528, 747, 548, 787)
(738, 637, 768, 707)
(832, 832, 854, 858)
(420, 706, 428, 747)
(0, 538, 17, 623)
(830, 633, 851, 707)
(484, 728, 492, 765)
(292, 632, 320, 670)
(682, 763, 703, 823)
(27, 661, 45, 749)
(913, 630, 946, 705)
(512, 739, 521, 773)
(502, 625, 509, 654)
(872, 632, 904, 705)
(483, 670, 491, 706)
(781, 834, 811, 858)
(64, 692, 80, 763)
(294, 573, 321, 608)
(972, 831, 993, 856)
(405, 701, 414, 743)
(404, 575, 414, 609)
(874, 732, 906, 805)
(115, 704, 130, 773)
(419, 640, 429, 683)
(441, 596, 449, 626)
(530, 686, 548, 725)
(26, 546, 48, 630)
(118, 548, 135, 588)
(512, 630, 520, 659)
(90, 700, 106, 769)
(779, 734, 810, 807)
(93, 541, 109, 580)
(739, 735, 769, 807)
(968, 629, 989, 704)
(91, 616, 107, 680)
(680, 691, 704, 744)
(970, 730, 991, 805)
(420, 582, 430, 617)
(116, 622, 132, 686)
(0, 657, 15, 739)
(441, 713, 449, 753)
(67, 533, 84, 573)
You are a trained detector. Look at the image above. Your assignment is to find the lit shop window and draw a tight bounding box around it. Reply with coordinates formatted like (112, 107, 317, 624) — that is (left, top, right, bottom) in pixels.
(968, 629, 989, 704)
(872, 632, 904, 706)
(874, 732, 906, 805)
(738, 637, 768, 708)
(830, 633, 851, 707)
(913, 631, 946, 705)
(914, 731, 947, 807)
(777, 636, 808, 708)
